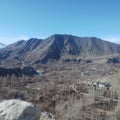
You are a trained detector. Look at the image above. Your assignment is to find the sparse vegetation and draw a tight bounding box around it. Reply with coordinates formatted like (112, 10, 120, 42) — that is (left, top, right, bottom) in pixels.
(0, 62, 120, 120)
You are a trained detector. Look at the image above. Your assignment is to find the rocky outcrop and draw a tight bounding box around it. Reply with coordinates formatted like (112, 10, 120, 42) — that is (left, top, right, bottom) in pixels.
(106, 57, 120, 64)
(0, 99, 41, 120)
(0, 67, 38, 77)
(62, 58, 92, 63)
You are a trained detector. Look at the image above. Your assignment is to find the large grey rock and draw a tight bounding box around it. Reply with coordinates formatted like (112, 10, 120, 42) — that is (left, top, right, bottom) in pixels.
(0, 99, 40, 120)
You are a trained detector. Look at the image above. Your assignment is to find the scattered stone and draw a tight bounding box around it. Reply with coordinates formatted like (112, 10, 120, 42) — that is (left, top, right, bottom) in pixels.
(40, 112, 55, 120)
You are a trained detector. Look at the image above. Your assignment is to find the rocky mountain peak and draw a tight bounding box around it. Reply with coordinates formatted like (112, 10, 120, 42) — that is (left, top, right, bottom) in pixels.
(0, 34, 120, 64)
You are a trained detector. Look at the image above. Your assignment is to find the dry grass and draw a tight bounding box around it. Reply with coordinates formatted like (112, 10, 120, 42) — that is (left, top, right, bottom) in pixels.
(0, 62, 120, 119)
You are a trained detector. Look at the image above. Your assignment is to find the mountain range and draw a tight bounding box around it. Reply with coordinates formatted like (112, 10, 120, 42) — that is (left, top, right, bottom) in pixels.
(0, 34, 120, 64)
(0, 43, 6, 49)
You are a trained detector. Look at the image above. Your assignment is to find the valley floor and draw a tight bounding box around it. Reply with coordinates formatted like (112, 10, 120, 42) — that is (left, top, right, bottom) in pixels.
(0, 62, 120, 120)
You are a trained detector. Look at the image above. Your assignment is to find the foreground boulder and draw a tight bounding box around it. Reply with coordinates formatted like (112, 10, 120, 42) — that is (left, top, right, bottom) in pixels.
(0, 99, 40, 120)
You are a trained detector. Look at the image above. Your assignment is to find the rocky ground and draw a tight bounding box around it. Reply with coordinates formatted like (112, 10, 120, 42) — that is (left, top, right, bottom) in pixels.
(0, 61, 120, 120)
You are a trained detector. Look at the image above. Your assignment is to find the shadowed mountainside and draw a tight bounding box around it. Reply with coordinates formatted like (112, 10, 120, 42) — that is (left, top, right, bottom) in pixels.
(0, 34, 120, 64)
(0, 67, 38, 77)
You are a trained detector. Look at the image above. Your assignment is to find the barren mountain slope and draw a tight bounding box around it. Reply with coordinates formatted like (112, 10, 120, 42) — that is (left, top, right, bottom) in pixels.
(0, 34, 120, 64)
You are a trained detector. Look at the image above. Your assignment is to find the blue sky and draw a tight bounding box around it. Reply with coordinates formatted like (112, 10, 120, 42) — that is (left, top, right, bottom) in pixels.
(0, 0, 120, 45)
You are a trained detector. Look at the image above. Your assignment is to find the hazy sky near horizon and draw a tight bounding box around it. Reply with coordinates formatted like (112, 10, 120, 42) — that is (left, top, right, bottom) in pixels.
(0, 0, 120, 45)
